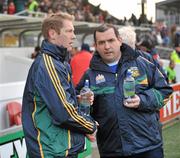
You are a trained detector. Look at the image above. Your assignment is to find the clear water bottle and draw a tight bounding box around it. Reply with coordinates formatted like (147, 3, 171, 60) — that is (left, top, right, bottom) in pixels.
(123, 69, 135, 99)
(80, 79, 93, 115)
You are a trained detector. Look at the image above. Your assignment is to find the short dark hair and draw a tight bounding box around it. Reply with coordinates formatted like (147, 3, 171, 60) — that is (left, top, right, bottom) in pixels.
(81, 43, 90, 52)
(35, 46, 41, 52)
(93, 23, 119, 43)
(136, 33, 155, 52)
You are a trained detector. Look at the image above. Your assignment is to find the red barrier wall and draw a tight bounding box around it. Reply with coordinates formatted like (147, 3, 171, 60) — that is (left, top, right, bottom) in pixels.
(160, 83, 180, 123)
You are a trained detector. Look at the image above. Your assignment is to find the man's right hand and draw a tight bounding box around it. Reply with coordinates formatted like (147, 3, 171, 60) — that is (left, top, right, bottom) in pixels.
(86, 121, 98, 142)
(77, 90, 94, 106)
(86, 132, 96, 142)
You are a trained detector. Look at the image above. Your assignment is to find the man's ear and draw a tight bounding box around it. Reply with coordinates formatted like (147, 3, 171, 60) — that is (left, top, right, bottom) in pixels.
(93, 42, 97, 49)
(48, 29, 56, 40)
(118, 36, 122, 42)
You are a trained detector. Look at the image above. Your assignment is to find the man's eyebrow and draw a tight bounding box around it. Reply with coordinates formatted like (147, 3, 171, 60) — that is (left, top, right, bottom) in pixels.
(62, 28, 74, 32)
(98, 38, 116, 42)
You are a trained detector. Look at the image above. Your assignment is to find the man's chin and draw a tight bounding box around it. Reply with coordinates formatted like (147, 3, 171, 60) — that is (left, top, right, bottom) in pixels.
(67, 47, 73, 52)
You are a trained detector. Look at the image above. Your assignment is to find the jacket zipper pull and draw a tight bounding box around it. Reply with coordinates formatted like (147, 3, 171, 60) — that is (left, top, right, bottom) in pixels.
(115, 73, 118, 81)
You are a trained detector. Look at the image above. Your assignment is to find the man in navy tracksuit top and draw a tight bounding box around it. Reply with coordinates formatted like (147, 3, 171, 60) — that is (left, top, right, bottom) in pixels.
(76, 24, 173, 158)
(22, 13, 97, 158)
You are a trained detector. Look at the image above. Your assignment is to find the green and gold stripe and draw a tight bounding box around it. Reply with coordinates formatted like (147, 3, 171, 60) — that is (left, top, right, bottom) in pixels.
(43, 54, 94, 131)
(32, 97, 45, 158)
(65, 130, 71, 156)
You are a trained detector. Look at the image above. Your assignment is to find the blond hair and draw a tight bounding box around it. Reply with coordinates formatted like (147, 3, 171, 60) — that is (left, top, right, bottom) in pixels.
(118, 26, 136, 49)
(42, 12, 74, 39)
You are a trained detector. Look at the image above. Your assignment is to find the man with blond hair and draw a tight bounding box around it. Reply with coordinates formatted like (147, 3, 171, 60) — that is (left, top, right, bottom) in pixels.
(22, 13, 97, 158)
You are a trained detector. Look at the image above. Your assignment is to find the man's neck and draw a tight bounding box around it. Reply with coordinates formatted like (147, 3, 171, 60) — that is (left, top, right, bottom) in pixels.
(107, 60, 119, 66)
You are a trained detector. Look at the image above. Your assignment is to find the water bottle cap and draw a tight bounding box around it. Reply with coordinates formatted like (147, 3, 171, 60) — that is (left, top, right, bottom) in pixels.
(127, 69, 132, 77)
(85, 79, 89, 87)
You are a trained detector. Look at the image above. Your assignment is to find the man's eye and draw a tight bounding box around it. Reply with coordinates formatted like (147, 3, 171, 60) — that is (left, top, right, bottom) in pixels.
(63, 29, 71, 33)
(108, 39, 115, 42)
(98, 41, 105, 45)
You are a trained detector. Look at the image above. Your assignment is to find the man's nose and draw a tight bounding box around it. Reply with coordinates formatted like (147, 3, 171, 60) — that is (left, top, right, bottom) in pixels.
(72, 32, 76, 40)
(104, 41, 110, 49)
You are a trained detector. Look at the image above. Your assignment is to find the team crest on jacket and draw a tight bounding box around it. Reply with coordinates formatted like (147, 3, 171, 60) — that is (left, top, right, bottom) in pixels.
(96, 74, 106, 84)
(130, 67, 140, 78)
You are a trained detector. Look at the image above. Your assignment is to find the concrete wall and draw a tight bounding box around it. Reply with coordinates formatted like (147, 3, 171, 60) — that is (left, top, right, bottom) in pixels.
(0, 48, 33, 130)
(0, 47, 33, 83)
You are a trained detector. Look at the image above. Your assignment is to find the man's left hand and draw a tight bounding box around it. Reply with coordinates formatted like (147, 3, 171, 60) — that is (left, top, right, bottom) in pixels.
(123, 94, 140, 108)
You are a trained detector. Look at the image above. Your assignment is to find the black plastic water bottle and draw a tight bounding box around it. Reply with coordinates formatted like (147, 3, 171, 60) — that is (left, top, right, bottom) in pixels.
(123, 69, 135, 99)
